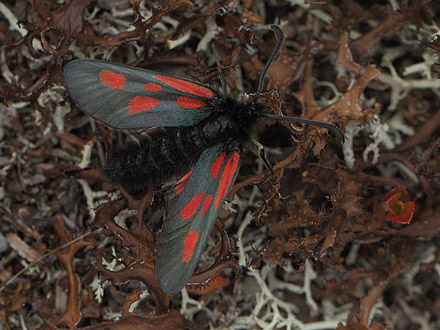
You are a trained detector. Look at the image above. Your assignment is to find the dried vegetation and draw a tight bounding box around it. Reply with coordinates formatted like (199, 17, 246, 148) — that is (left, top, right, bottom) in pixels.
(0, 0, 440, 329)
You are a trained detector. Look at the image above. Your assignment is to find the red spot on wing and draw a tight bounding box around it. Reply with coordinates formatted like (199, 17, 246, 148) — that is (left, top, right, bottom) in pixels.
(144, 83, 162, 92)
(214, 152, 240, 210)
(100, 70, 126, 90)
(154, 75, 214, 98)
(175, 170, 193, 195)
(128, 96, 160, 114)
(201, 194, 212, 216)
(177, 96, 206, 109)
(180, 192, 205, 220)
(210, 152, 225, 179)
(182, 231, 199, 263)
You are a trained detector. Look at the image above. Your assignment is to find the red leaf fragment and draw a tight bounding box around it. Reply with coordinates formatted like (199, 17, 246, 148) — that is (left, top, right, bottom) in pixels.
(186, 272, 230, 295)
(374, 186, 415, 224)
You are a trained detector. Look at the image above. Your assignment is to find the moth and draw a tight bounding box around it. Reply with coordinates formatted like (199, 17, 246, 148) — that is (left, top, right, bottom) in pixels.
(64, 26, 343, 295)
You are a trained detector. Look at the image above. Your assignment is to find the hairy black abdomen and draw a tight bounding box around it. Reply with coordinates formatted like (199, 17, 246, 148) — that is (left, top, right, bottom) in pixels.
(104, 127, 203, 195)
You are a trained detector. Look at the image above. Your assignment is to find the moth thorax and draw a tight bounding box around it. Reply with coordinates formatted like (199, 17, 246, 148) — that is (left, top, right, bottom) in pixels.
(202, 115, 238, 141)
(239, 102, 266, 124)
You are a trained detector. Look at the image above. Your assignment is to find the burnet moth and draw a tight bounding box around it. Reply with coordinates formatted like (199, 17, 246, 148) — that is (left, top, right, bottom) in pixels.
(64, 26, 343, 296)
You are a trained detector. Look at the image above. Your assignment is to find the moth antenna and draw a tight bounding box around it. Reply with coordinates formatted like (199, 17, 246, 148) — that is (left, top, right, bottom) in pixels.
(264, 113, 345, 143)
(257, 26, 344, 143)
(212, 43, 227, 94)
(254, 25, 284, 101)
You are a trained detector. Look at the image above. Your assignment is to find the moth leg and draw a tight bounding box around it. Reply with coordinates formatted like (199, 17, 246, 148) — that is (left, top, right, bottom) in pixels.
(252, 140, 274, 174)
(212, 43, 227, 94)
